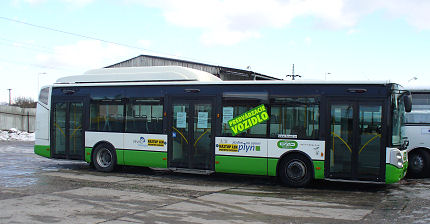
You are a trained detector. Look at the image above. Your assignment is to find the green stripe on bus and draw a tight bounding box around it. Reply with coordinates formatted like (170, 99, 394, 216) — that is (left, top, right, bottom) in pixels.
(268, 158, 278, 176)
(313, 161, 324, 179)
(85, 147, 92, 163)
(385, 164, 405, 184)
(215, 155, 267, 175)
(116, 149, 124, 165)
(34, 145, 50, 158)
(122, 150, 167, 168)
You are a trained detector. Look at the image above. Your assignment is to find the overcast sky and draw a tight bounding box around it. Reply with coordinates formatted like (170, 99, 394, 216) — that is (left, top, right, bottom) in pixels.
(1, 0, 429, 103)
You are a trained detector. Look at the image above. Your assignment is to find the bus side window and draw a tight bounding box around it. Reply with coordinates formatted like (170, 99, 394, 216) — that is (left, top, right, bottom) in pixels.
(270, 97, 320, 139)
(221, 103, 267, 138)
(125, 98, 163, 134)
(89, 100, 124, 132)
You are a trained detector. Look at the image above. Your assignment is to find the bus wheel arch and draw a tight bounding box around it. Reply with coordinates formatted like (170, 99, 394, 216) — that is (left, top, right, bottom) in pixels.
(408, 148, 430, 178)
(91, 141, 117, 172)
(277, 151, 314, 187)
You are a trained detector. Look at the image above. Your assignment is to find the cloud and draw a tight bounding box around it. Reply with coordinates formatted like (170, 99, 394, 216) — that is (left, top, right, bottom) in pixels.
(347, 29, 359, 35)
(12, 0, 95, 6)
(11, 0, 46, 6)
(376, 0, 430, 30)
(137, 39, 152, 48)
(201, 29, 261, 46)
(24, 0, 46, 4)
(36, 40, 137, 70)
(304, 37, 312, 46)
(60, 0, 95, 7)
(134, 0, 430, 45)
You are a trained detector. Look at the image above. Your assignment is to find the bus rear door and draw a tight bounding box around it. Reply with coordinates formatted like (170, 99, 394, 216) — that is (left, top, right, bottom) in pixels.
(51, 97, 86, 160)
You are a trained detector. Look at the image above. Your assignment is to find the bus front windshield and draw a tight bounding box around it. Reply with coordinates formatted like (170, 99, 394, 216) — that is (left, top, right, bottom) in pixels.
(392, 90, 406, 147)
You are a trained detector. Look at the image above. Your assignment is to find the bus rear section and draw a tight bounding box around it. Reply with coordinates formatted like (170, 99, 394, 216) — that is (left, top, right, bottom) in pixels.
(34, 86, 51, 158)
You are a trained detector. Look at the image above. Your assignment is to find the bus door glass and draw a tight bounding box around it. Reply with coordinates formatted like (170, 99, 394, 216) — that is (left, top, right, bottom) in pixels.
(169, 99, 214, 170)
(327, 100, 384, 181)
(51, 99, 84, 159)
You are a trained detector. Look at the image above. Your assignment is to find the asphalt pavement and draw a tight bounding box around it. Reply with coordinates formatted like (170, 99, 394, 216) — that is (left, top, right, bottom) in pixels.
(0, 141, 430, 224)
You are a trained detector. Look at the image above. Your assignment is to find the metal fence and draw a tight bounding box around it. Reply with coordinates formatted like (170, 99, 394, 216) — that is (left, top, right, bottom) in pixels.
(0, 105, 36, 133)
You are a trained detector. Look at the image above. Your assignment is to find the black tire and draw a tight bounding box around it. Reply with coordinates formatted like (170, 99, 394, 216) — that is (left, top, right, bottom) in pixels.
(408, 150, 430, 178)
(92, 143, 116, 172)
(278, 154, 313, 187)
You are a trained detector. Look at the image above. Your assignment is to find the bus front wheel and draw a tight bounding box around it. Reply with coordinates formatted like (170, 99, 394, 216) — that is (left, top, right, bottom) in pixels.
(279, 154, 312, 187)
(92, 143, 117, 172)
(408, 150, 430, 178)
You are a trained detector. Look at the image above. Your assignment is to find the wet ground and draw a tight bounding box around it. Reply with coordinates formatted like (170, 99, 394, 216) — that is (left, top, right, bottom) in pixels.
(1, 141, 430, 223)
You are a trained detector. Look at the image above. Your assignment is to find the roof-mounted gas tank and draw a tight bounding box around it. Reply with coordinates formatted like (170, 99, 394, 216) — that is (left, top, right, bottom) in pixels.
(55, 66, 222, 84)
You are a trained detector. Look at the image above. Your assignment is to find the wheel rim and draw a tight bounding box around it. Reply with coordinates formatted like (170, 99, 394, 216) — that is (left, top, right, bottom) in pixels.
(96, 148, 112, 168)
(410, 154, 424, 172)
(286, 160, 307, 181)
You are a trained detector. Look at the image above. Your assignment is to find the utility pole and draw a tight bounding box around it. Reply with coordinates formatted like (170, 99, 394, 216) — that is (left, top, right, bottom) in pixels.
(7, 88, 12, 105)
(286, 64, 301, 80)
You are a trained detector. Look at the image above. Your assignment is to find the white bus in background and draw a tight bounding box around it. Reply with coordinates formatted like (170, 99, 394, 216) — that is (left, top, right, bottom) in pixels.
(404, 87, 430, 177)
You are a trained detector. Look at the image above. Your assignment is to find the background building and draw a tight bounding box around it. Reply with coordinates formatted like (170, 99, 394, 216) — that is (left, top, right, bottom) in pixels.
(106, 54, 279, 81)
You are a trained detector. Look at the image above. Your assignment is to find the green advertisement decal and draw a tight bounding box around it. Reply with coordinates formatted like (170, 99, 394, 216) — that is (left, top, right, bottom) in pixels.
(228, 104, 269, 136)
(277, 140, 298, 149)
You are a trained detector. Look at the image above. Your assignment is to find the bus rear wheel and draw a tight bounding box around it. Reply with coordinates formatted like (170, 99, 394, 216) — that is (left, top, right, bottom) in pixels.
(408, 150, 430, 178)
(92, 143, 116, 172)
(279, 154, 312, 187)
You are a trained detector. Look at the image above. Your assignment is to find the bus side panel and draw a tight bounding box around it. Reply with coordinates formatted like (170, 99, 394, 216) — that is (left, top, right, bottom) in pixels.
(85, 147, 92, 163)
(215, 137, 268, 175)
(34, 144, 51, 158)
(85, 131, 124, 164)
(122, 150, 167, 168)
(267, 139, 325, 179)
(405, 126, 430, 152)
(313, 161, 325, 179)
(215, 155, 267, 175)
(267, 158, 278, 176)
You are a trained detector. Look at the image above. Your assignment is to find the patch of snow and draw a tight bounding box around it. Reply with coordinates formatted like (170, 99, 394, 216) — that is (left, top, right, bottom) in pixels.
(0, 129, 35, 141)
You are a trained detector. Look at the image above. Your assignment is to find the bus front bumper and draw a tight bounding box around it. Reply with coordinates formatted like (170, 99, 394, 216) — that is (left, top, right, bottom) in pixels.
(386, 150, 408, 184)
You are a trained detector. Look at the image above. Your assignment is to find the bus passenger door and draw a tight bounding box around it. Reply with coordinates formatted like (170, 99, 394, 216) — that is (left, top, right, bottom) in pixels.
(168, 98, 215, 171)
(326, 100, 385, 182)
(51, 99, 85, 160)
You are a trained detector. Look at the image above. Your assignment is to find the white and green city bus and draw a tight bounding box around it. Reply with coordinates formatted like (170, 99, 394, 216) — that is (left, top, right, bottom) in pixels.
(34, 66, 411, 187)
(404, 87, 430, 177)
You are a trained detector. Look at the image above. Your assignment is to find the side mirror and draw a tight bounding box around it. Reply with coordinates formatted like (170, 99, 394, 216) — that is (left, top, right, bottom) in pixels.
(403, 93, 412, 112)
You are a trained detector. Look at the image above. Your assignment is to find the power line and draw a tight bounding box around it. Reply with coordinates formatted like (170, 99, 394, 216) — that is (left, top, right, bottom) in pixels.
(0, 16, 208, 64)
(0, 16, 152, 52)
(0, 36, 54, 53)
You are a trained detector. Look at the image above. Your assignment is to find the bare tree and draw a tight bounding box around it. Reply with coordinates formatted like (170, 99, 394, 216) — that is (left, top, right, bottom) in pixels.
(12, 97, 37, 108)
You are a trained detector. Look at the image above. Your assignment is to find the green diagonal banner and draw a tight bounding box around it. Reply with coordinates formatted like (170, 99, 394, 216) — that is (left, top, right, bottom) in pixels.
(227, 104, 269, 136)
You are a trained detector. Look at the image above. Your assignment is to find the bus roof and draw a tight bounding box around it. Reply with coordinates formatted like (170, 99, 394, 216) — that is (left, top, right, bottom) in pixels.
(404, 85, 430, 92)
(54, 66, 394, 86)
(55, 66, 222, 84)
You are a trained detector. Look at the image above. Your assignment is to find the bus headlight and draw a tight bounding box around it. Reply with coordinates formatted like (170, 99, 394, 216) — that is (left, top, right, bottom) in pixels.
(390, 150, 404, 169)
(397, 161, 403, 167)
